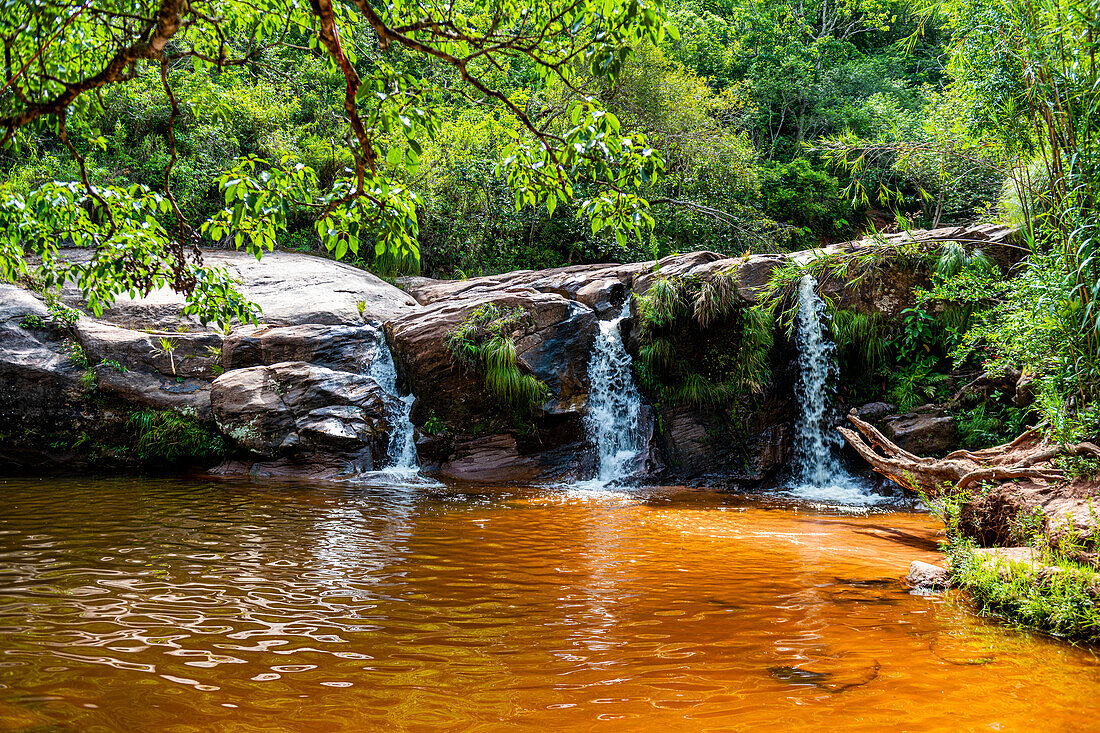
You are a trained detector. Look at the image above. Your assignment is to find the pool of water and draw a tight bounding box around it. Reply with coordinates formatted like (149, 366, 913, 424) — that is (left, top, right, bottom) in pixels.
(0, 476, 1097, 731)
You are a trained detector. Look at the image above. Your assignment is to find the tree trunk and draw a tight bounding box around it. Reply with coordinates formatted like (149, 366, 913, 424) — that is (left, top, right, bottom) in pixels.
(836, 413, 1097, 496)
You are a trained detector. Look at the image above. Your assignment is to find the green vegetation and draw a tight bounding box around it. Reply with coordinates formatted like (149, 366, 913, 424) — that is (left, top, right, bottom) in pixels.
(949, 539, 1100, 642)
(63, 340, 89, 368)
(919, 484, 1100, 642)
(0, 0, 671, 325)
(18, 314, 47, 330)
(1, 0, 995, 314)
(634, 271, 773, 409)
(954, 401, 1027, 450)
(445, 304, 550, 414)
(130, 409, 227, 462)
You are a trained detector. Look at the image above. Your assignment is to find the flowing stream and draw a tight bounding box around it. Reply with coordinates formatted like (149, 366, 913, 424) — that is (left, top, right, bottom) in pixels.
(789, 274, 882, 505)
(0, 476, 1097, 731)
(364, 335, 420, 475)
(584, 300, 645, 486)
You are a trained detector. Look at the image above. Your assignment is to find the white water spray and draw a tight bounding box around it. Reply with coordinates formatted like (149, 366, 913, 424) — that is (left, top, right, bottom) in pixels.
(789, 274, 882, 505)
(365, 336, 420, 475)
(584, 300, 645, 486)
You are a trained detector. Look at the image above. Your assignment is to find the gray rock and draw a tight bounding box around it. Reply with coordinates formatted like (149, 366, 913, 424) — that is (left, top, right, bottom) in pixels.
(632, 251, 728, 295)
(94, 366, 212, 418)
(76, 320, 221, 379)
(856, 402, 897, 423)
(882, 406, 959, 454)
(388, 289, 597, 423)
(907, 560, 951, 590)
(210, 367, 299, 455)
(58, 249, 418, 328)
(221, 323, 382, 371)
(209, 361, 392, 468)
(1015, 369, 1037, 408)
(0, 284, 47, 323)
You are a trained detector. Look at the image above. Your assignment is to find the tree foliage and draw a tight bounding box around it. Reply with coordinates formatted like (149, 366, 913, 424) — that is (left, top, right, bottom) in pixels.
(0, 0, 672, 323)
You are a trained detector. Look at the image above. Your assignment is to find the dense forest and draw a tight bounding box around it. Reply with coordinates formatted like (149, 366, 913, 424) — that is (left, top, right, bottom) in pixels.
(2, 0, 997, 277)
(2, 0, 1096, 448)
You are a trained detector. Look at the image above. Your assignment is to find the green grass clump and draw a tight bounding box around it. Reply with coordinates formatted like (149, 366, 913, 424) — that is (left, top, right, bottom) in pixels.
(927, 483, 1100, 642)
(445, 304, 550, 414)
(131, 409, 227, 462)
(949, 540, 1100, 642)
(634, 271, 773, 411)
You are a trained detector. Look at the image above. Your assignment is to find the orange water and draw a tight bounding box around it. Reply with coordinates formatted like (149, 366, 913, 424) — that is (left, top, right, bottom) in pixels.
(0, 477, 1096, 732)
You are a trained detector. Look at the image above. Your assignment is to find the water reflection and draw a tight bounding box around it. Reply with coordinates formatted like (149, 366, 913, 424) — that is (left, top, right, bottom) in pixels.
(0, 477, 1097, 731)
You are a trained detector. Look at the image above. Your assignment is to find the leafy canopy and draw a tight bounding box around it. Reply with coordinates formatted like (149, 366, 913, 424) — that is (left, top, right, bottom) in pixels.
(0, 0, 673, 324)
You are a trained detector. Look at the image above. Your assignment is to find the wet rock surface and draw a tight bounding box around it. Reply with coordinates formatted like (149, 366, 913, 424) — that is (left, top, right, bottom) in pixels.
(3, 226, 1018, 481)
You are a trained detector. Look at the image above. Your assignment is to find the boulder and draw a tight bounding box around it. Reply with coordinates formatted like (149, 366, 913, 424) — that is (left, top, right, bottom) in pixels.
(0, 283, 47, 323)
(387, 290, 598, 481)
(0, 301, 90, 469)
(907, 560, 951, 590)
(221, 323, 382, 372)
(59, 249, 419, 328)
(1015, 369, 1037, 408)
(434, 434, 541, 482)
(388, 289, 597, 423)
(660, 403, 789, 480)
(856, 402, 897, 423)
(0, 286, 221, 470)
(76, 320, 222, 379)
(210, 362, 392, 472)
(881, 405, 959, 454)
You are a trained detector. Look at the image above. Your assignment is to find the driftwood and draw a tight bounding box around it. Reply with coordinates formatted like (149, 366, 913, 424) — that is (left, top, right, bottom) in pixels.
(837, 413, 1100, 496)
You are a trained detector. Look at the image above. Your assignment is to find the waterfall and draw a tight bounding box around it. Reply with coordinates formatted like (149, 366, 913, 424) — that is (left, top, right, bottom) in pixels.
(789, 274, 882, 504)
(584, 300, 645, 486)
(365, 335, 420, 474)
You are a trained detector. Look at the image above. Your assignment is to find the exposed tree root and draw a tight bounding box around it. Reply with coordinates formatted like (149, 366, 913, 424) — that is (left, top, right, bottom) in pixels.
(836, 413, 1093, 496)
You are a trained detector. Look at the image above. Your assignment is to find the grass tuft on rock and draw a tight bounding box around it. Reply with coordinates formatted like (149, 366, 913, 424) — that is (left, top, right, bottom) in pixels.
(131, 409, 227, 462)
(445, 304, 550, 414)
(948, 540, 1100, 642)
(926, 483, 1100, 642)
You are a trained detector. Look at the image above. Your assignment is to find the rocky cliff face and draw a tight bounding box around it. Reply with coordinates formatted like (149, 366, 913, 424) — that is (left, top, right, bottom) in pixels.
(0, 224, 1018, 482)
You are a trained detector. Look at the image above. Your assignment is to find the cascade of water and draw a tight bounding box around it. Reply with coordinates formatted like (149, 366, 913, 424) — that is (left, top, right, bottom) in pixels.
(365, 336, 420, 473)
(584, 300, 645, 486)
(789, 274, 881, 504)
